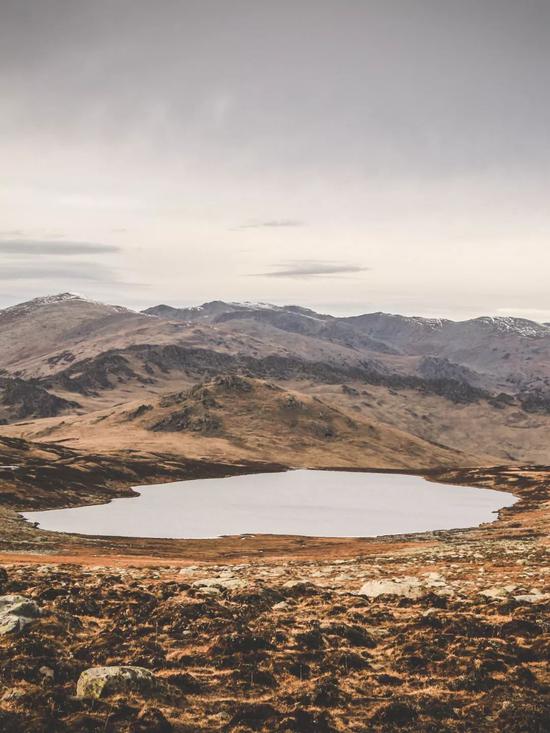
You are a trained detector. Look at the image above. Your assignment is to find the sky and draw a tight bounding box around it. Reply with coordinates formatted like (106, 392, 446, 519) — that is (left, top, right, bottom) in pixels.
(1, 0, 550, 320)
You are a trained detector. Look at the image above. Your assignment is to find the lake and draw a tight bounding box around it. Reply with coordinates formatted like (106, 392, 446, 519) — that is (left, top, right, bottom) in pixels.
(22, 470, 517, 539)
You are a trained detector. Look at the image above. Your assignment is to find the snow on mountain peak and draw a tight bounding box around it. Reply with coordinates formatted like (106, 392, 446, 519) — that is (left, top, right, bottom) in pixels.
(472, 316, 549, 337)
(0, 293, 133, 317)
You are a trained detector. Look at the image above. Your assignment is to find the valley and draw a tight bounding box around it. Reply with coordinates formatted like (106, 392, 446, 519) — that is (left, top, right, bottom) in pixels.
(0, 293, 548, 732)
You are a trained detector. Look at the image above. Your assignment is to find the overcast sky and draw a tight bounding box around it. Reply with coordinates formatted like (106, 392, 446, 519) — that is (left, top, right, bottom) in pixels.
(1, 0, 549, 320)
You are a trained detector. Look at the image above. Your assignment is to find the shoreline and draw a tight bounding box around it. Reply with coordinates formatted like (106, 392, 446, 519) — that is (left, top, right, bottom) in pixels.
(0, 449, 547, 565)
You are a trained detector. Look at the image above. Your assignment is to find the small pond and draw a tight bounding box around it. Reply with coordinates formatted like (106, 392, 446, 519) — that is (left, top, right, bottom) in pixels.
(22, 470, 517, 539)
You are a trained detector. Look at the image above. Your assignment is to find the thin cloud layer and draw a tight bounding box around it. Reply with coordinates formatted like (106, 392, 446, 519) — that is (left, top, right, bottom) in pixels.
(0, 239, 120, 255)
(1, 2, 548, 316)
(0, 262, 115, 281)
(259, 260, 369, 279)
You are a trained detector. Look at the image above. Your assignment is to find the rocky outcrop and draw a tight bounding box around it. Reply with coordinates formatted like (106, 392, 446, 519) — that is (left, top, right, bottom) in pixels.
(151, 406, 223, 434)
(0, 377, 80, 419)
(518, 389, 550, 414)
(149, 376, 259, 434)
(418, 356, 482, 387)
(47, 343, 492, 404)
(45, 353, 145, 395)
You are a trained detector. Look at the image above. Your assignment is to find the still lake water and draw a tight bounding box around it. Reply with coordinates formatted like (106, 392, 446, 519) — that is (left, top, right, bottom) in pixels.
(22, 470, 517, 539)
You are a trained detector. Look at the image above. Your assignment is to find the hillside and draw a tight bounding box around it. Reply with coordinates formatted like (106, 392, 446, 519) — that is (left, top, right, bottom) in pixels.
(0, 294, 269, 379)
(145, 300, 550, 391)
(1, 375, 479, 468)
(1, 293, 550, 467)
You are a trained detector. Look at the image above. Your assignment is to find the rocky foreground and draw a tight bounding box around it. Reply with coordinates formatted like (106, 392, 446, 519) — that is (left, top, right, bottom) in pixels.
(0, 450, 548, 732)
(0, 529, 548, 732)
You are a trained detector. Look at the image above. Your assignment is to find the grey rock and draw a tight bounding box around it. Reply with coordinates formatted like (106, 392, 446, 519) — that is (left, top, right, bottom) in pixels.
(0, 594, 40, 635)
(191, 577, 246, 591)
(358, 575, 453, 599)
(76, 665, 178, 700)
(513, 592, 550, 603)
(358, 577, 425, 599)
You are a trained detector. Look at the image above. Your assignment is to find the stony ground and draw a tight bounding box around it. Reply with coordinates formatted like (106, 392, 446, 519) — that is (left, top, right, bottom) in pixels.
(0, 532, 548, 732)
(0, 457, 548, 732)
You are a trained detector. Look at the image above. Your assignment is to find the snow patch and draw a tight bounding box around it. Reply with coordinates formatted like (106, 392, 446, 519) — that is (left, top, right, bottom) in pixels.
(472, 316, 549, 338)
(0, 293, 134, 316)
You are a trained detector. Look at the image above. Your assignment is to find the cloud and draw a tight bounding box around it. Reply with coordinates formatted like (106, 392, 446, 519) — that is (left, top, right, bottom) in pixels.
(0, 239, 120, 255)
(256, 260, 369, 279)
(235, 220, 304, 230)
(0, 262, 115, 282)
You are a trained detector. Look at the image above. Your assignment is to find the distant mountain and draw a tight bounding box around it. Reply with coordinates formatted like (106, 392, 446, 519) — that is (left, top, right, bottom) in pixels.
(1, 293, 550, 466)
(144, 300, 334, 324)
(0, 292, 195, 378)
(143, 300, 249, 322)
(144, 299, 550, 391)
(2, 294, 550, 392)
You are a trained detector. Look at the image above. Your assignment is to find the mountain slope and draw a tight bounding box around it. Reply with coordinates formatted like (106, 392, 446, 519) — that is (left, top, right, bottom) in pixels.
(0, 294, 266, 378)
(2, 293, 550, 467)
(345, 312, 550, 388)
(144, 300, 550, 391)
(2, 375, 482, 468)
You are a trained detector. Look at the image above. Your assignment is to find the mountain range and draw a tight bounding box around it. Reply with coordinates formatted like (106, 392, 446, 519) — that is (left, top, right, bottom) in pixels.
(0, 292, 549, 466)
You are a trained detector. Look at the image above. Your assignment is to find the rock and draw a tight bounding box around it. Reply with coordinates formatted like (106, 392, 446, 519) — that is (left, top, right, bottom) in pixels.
(0, 595, 40, 635)
(358, 577, 426, 599)
(39, 666, 54, 683)
(282, 579, 313, 589)
(196, 586, 221, 596)
(423, 572, 445, 583)
(513, 592, 550, 604)
(191, 577, 246, 591)
(479, 587, 509, 600)
(178, 565, 200, 575)
(358, 574, 454, 599)
(76, 666, 176, 700)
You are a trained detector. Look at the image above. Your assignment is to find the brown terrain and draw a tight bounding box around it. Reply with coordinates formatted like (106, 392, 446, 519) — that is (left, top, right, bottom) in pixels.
(0, 294, 549, 732)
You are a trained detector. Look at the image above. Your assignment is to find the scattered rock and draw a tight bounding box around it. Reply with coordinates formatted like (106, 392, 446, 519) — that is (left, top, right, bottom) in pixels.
(479, 587, 508, 600)
(513, 591, 550, 603)
(0, 595, 40, 635)
(358, 577, 425, 599)
(76, 666, 176, 700)
(39, 666, 54, 683)
(191, 577, 246, 591)
(178, 566, 200, 575)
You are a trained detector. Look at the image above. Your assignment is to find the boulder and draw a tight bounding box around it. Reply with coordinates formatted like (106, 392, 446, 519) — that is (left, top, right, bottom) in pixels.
(513, 591, 550, 604)
(76, 666, 176, 700)
(0, 595, 40, 635)
(358, 574, 453, 599)
(479, 585, 517, 600)
(358, 578, 425, 599)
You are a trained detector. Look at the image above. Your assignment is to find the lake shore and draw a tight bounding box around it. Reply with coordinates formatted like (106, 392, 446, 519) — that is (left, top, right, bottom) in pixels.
(0, 440, 548, 731)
